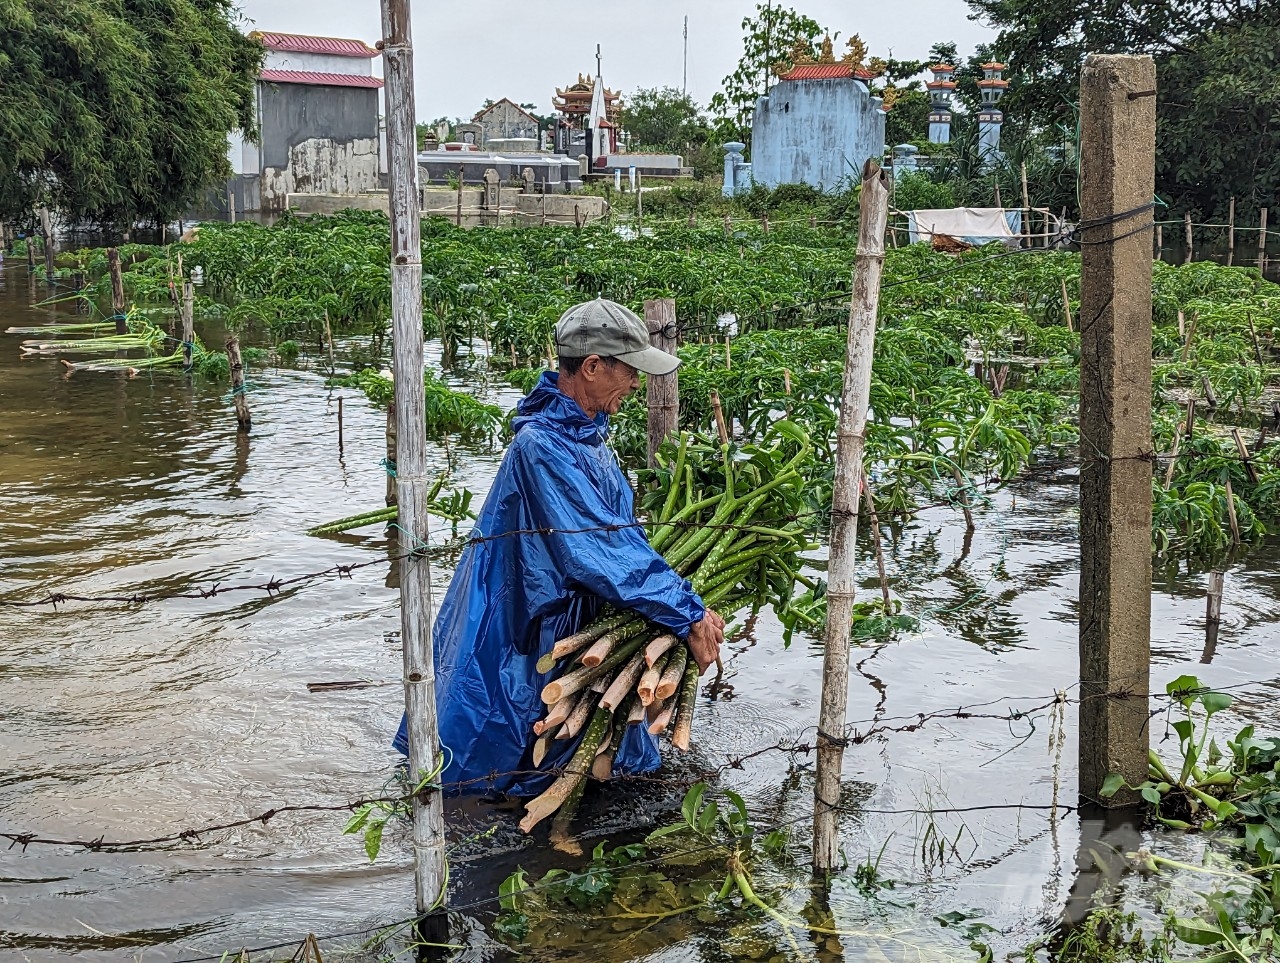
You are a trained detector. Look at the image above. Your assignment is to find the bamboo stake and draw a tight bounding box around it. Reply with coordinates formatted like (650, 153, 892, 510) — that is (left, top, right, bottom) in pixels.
(38, 206, 53, 285)
(670, 657, 700, 751)
(181, 281, 195, 369)
(1162, 430, 1182, 489)
(654, 645, 688, 701)
(1060, 277, 1074, 331)
(1202, 571, 1224, 664)
(1020, 161, 1030, 249)
(647, 698, 674, 735)
(385, 404, 397, 509)
(710, 390, 729, 445)
(814, 160, 890, 875)
(337, 396, 344, 454)
(323, 310, 336, 375)
(1224, 478, 1240, 546)
(1231, 427, 1259, 484)
(861, 470, 890, 611)
(1155, 223, 1162, 256)
(1246, 312, 1265, 370)
(521, 709, 610, 832)
(1180, 311, 1198, 363)
(1227, 197, 1235, 266)
(1260, 208, 1269, 270)
(600, 650, 648, 711)
(1184, 212, 1193, 264)
(379, 0, 446, 920)
(950, 464, 976, 532)
(643, 631, 677, 667)
(637, 650, 671, 705)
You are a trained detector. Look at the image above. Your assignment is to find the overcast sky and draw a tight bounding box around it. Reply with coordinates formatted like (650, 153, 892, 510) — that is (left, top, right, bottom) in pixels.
(236, 1, 994, 120)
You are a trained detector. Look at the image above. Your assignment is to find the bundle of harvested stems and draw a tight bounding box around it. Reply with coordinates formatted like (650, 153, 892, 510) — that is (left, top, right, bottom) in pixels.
(520, 422, 814, 834)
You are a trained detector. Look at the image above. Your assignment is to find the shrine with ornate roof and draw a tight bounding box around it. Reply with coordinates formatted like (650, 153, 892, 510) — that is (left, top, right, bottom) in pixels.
(748, 33, 887, 191)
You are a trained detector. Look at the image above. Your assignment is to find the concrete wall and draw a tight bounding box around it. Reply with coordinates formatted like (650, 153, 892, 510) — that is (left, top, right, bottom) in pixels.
(475, 101, 539, 144)
(750, 79, 885, 190)
(264, 50, 374, 76)
(287, 189, 607, 227)
(257, 82, 382, 211)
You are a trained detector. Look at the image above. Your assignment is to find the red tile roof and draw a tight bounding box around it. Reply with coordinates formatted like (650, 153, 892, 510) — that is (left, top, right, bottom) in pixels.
(251, 31, 379, 58)
(777, 63, 873, 82)
(259, 69, 384, 89)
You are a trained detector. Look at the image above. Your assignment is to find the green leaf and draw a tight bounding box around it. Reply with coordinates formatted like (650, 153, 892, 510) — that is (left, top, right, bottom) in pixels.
(1173, 917, 1225, 946)
(1100, 772, 1126, 798)
(1140, 784, 1163, 806)
(363, 820, 385, 862)
(682, 782, 708, 828)
(1167, 674, 1202, 705)
(1201, 690, 1232, 717)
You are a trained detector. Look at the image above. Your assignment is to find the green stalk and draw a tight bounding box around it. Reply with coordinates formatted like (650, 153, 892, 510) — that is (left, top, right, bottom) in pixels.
(658, 433, 689, 524)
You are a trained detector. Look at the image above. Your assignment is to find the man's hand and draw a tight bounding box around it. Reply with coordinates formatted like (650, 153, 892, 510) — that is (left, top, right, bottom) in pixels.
(686, 610, 725, 674)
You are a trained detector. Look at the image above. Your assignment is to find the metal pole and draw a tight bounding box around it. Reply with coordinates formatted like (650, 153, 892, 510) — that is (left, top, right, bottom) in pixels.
(813, 160, 890, 874)
(378, 0, 448, 935)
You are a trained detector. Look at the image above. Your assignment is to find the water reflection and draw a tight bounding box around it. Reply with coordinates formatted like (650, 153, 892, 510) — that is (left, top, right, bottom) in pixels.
(2, 254, 1280, 961)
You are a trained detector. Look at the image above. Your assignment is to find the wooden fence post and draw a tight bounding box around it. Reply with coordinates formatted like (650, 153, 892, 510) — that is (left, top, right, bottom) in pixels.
(1020, 161, 1030, 248)
(226, 336, 252, 432)
(1226, 197, 1235, 266)
(1184, 212, 1193, 264)
(379, 0, 448, 937)
(181, 280, 195, 368)
(107, 248, 127, 334)
(38, 207, 54, 285)
(1201, 571, 1225, 663)
(813, 160, 890, 874)
(1077, 54, 1155, 808)
(1259, 208, 1269, 271)
(644, 298, 679, 467)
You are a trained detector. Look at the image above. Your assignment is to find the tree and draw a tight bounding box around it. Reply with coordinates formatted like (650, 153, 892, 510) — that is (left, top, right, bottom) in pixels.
(709, 3, 827, 150)
(884, 88, 932, 146)
(621, 87, 706, 150)
(0, 0, 261, 227)
(965, 0, 1280, 217)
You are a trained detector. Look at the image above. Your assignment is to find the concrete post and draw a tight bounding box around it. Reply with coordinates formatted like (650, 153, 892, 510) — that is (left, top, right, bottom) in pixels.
(722, 142, 745, 197)
(1077, 54, 1155, 808)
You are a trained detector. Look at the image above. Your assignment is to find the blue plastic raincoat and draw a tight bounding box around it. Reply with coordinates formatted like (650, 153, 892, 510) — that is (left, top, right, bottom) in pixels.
(394, 372, 705, 797)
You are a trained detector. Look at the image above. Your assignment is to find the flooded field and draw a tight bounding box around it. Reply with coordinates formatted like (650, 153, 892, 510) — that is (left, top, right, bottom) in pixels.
(2, 253, 1279, 962)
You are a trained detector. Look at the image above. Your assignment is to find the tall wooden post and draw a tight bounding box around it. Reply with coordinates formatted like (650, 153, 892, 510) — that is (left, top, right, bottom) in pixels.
(1020, 161, 1031, 248)
(1259, 208, 1269, 270)
(1226, 197, 1235, 266)
(226, 336, 252, 432)
(455, 165, 463, 226)
(181, 281, 195, 369)
(1078, 54, 1155, 807)
(813, 160, 891, 874)
(107, 248, 127, 334)
(26, 231, 36, 273)
(38, 207, 54, 285)
(644, 298, 679, 467)
(1184, 212, 1193, 264)
(378, 0, 448, 932)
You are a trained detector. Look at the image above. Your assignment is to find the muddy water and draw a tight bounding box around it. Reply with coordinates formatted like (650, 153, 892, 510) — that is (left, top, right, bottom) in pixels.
(2, 255, 1279, 962)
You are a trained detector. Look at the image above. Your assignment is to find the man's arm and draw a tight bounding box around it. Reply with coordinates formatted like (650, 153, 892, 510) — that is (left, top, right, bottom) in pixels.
(511, 431, 710, 642)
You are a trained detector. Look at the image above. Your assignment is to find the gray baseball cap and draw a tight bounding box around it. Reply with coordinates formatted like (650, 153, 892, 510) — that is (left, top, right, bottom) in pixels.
(554, 298, 681, 376)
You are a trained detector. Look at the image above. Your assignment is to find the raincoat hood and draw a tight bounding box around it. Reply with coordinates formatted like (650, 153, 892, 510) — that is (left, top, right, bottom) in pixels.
(511, 371, 609, 446)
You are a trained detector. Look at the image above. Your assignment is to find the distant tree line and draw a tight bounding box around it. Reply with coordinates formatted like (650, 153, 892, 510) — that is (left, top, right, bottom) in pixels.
(0, 0, 261, 230)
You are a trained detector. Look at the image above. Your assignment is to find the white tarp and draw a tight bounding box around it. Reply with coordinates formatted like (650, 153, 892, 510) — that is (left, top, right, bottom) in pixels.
(907, 207, 1022, 246)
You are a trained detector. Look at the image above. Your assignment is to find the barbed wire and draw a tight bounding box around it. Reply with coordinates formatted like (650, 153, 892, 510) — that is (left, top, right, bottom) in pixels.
(2, 678, 1252, 856)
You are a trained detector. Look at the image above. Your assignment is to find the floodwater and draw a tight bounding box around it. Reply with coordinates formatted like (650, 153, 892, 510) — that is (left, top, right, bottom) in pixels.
(2, 252, 1279, 963)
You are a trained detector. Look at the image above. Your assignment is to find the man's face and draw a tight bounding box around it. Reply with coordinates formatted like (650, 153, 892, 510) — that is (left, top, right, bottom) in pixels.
(593, 358, 640, 416)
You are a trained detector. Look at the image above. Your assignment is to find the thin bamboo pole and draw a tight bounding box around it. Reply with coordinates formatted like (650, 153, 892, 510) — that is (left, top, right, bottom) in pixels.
(1020, 161, 1030, 249)
(39, 206, 54, 288)
(379, 0, 447, 930)
(1184, 212, 1193, 264)
(813, 160, 890, 875)
(1227, 197, 1235, 266)
(1260, 208, 1269, 270)
(181, 281, 195, 369)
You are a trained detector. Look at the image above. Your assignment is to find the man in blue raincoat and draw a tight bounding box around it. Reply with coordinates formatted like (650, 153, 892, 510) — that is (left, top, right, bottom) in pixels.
(395, 298, 724, 796)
